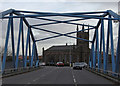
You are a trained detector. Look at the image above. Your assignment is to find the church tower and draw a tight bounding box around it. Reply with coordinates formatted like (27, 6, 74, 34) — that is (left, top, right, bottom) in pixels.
(76, 25, 89, 63)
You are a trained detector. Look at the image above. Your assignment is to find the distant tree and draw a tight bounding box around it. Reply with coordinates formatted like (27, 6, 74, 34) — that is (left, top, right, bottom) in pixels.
(0, 46, 12, 61)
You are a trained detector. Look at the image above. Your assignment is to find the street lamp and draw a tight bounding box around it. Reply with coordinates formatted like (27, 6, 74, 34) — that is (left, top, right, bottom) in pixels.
(69, 42, 72, 67)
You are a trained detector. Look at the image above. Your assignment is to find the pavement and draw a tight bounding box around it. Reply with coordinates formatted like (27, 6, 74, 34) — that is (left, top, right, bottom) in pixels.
(2, 66, 115, 85)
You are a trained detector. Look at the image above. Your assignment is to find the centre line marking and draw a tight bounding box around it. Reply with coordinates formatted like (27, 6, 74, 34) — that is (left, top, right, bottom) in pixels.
(71, 69, 77, 86)
(33, 78, 39, 82)
(73, 75, 75, 78)
(74, 79, 76, 83)
(27, 82, 31, 84)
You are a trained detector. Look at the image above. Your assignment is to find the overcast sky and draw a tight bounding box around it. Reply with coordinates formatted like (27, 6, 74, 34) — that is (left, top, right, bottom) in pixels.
(0, 0, 119, 55)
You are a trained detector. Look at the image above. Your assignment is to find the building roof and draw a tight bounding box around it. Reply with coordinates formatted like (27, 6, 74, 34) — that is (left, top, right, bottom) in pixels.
(45, 45, 77, 51)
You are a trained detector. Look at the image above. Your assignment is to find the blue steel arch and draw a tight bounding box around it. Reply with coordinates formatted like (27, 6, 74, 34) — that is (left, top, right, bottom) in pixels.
(0, 9, 120, 74)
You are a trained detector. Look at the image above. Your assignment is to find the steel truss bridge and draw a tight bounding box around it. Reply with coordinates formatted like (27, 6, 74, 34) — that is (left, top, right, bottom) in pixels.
(0, 9, 120, 75)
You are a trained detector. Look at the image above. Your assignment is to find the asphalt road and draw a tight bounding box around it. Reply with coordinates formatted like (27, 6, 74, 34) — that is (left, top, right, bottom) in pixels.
(5, 61, 117, 72)
(2, 66, 114, 85)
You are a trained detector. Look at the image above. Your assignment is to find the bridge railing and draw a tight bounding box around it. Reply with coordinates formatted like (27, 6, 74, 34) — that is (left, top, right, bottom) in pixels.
(2, 66, 41, 76)
(97, 68, 119, 78)
(87, 66, 120, 79)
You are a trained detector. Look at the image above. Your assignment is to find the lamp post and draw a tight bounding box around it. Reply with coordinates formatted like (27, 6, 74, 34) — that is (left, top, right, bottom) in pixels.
(69, 42, 72, 67)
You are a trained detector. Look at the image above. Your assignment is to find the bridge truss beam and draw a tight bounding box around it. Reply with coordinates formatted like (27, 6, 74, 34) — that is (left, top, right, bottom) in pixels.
(1, 9, 120, 75)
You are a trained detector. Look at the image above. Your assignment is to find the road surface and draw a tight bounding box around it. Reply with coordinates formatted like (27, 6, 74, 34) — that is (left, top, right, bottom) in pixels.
(2, 66, 114, 85)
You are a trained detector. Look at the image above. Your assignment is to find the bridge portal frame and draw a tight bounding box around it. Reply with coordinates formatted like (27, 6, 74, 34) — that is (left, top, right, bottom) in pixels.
(0, 9, 120, 74)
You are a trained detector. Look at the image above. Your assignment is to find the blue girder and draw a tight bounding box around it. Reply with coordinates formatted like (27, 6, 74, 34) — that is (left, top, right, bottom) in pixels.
(1, 9, 119, 75)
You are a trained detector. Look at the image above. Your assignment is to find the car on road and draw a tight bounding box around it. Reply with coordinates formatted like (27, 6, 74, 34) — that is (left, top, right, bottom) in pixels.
(81, 62, 88, 68)
(56, 62, 64, 67)
(48, 62, 55, 66)
(39, 62, 46, 66)
(73, 62, 85, 70)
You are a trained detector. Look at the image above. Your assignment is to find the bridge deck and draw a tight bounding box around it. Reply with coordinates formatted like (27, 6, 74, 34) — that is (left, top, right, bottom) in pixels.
(3, 66, 114, 85)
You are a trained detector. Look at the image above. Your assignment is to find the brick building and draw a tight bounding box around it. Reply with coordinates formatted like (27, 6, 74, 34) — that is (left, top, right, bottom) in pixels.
(42, 25, 90, 64)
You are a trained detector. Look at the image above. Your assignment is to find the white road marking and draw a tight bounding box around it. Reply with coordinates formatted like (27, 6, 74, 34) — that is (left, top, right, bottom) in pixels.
(74, 78, 76, 83)
(27, 82, 31, 84)
(73, 75, 75, 78)
(33, 78, 39, 82)
(71, 68, 77, 86)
